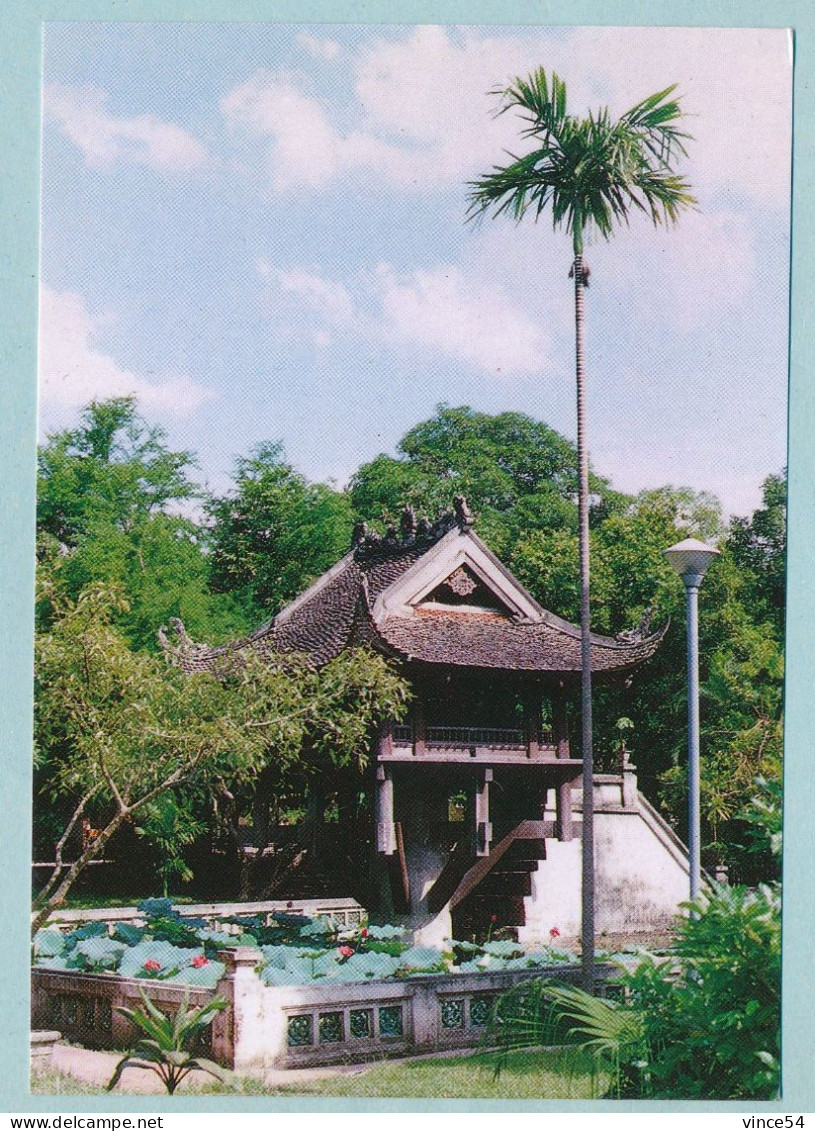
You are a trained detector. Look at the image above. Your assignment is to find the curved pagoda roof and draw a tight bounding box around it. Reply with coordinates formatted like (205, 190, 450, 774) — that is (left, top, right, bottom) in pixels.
(160, 499, 665, 677)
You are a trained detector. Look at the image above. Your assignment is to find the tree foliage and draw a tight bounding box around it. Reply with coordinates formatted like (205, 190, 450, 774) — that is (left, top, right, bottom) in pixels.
(207, 442, 354, 615)
(33, 580, 408, 925)
(34, 397, 785, 892)
(486, 880, 780, 1099)
(350, 405, 623, 559)
(466, 69, 695, 251)
(37, 398, 250, 650)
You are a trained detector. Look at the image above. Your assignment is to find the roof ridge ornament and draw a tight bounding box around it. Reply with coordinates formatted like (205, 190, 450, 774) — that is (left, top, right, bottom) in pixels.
(615, 605, 654, 643)
(453, 494, 474, 531)
(351, 497, 476, 560)
(157, 617, 213, 661)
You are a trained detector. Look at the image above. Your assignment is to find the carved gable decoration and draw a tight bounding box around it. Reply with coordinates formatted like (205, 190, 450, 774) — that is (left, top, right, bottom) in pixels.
(420, 564, 511, 613)
(372, 527, 545, 624)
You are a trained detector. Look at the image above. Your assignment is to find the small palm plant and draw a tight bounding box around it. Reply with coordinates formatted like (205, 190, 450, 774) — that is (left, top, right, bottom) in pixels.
(486, 977, 649, 1098)
(107, 988, 231, 1095)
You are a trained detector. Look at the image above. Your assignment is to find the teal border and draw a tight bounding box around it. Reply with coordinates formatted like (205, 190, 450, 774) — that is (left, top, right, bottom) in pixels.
(2, 1, 811, 1115)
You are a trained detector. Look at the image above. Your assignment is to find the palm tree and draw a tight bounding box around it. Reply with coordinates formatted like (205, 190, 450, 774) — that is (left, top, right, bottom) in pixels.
(468, 69, 695, 991)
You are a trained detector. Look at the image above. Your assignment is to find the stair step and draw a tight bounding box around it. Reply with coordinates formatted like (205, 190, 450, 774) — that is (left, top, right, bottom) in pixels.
(504, 839, 547, 860)
(477, 873, 532, 897)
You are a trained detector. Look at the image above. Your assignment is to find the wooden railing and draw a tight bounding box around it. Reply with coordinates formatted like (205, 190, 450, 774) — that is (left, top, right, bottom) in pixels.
(392, 725, 555, 747)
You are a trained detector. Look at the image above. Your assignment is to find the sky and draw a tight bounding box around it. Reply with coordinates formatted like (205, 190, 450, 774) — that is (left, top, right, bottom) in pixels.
(39, 23, 792, 520)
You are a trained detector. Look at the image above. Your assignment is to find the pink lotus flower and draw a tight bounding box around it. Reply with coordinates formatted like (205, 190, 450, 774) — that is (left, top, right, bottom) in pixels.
(490, 914, 498, 923)
(360, 927, 368, 938)
(337, 945, 354, 960)
(191, 955, 209, 968)
(143, 959, 162, 972)
(549, 927, 561, 939)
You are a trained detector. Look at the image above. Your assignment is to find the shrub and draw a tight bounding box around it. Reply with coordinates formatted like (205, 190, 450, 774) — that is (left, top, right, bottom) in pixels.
(107, 989, 230, 1095)
(485, 882, 780, 1100)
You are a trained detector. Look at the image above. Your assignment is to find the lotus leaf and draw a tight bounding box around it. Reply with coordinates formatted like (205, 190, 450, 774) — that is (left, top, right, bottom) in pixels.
(398, 945, 444, 971)
(365, 923, 405, 940)
(299, 917, 335, 938)
(136, 897, 176, 920)
(310, 952, 341, 978)
(259, 944, 290, 968)
(35, 955, 70, 970)
(166, 961, 225, 988)
(76, 937, 127, 962)
(344, 952, 399, 979)
(259, 965, 302, 986)
(503, 956, 533, 970)
(34, 929, 66, 957)
(197, 929, 235, 946)
(64, 921, 108, 948)
(112, 923, 146, 947)
(449, 939, 481, 955)
(118, 941, 203, 977)
(483, 940, 523, 958)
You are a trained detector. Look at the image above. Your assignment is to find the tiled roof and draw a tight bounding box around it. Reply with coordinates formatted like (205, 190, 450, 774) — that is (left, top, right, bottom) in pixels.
(375, 606, 666, 673)
(160, 535, 664, 676)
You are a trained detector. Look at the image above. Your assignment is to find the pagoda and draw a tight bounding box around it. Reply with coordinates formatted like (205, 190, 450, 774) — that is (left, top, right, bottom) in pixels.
(162, 498, 689, 944)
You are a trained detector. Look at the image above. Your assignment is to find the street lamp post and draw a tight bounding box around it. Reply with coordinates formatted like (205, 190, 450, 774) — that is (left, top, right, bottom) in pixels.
(663, 537, 721, 901)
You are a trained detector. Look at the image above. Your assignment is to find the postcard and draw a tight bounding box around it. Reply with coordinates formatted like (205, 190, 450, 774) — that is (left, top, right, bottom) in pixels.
(4, 10, 813, 1117)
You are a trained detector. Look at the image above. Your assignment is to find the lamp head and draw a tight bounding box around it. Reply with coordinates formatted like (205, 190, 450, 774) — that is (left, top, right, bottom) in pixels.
(663, 537, 721, 588)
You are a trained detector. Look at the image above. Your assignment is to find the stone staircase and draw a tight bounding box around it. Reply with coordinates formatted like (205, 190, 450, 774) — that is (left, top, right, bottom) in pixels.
(426, 819, 553, 937)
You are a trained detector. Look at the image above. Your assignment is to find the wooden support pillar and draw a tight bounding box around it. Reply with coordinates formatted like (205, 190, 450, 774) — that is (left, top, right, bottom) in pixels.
(553, 690, 574, 841)
(376, 764, 397, 854)
(473, 768, 493, 857)
(377, 720, 393, 760)
(414, 696, 427, 758)
(553, 692, 571, 760)
(524, 685, 542, 759)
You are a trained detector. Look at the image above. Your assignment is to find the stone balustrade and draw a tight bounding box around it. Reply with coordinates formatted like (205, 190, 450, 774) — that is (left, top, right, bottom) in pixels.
(34, 948, 616, 1072)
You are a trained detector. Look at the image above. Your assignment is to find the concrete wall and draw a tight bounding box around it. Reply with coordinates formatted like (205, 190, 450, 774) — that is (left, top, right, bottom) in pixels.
(34, 950, 616, 1072)
(211, 949, 611, 1071)
(31, 969, 213, 1050)
(519, 770, 691, 944)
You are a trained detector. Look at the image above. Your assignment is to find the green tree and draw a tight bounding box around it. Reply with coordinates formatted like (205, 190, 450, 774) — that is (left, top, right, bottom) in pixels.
(350, 405, 623, 558)
(134, 794, 206, 898)
(207, 442, 354, 615)
(468, 69, 696, 984)
(37, 398, 250, 650)
(33, 582, 408, 930)
(727, 471, 786, 636)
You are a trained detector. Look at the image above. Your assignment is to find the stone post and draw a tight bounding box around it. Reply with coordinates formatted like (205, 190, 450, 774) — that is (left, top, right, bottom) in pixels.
(213, 947, 276, 1071)
(408, 980, 439, 1053)
(376, 763, 397, 854)
(622, 763, 638, 810)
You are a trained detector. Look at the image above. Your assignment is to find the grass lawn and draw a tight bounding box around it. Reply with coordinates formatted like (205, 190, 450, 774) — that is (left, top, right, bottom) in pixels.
(266, 1049, 608, 1099)
(32, 1049, 607, 1100)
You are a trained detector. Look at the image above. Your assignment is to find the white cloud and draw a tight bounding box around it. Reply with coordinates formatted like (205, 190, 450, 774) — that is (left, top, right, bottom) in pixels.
(220, 26, 790, 206)
(39, 287, 215, 420)
(276, 267, 355, 325)
(600, 208, 756, 333)
(221, 74, 346, 190)
(568, 27, 792, 208)
(375, 262, 548, 376)
(297, 33, 341, 61)
(220, 30, 568, 192)
(44, 84, 209, 171)
(258, 257, 548, 377)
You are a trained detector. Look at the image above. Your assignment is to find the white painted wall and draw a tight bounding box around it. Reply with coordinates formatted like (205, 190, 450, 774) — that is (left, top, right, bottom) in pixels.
(519, 771, 691, 944)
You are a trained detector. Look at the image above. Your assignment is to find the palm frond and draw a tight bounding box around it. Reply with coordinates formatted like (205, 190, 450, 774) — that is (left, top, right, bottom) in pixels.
(467, 67, 696, 243)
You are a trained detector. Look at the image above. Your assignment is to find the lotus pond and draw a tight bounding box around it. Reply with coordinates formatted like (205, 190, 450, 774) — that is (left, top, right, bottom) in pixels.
(33, 898, 618, 989)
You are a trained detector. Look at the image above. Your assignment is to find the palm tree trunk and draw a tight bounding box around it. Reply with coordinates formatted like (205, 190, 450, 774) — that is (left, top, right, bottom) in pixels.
(573, 251, 595, 993)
